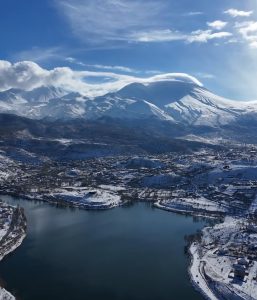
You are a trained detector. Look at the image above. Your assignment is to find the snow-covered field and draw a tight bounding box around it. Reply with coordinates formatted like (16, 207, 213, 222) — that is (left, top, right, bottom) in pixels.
(49, 187, 123, 209)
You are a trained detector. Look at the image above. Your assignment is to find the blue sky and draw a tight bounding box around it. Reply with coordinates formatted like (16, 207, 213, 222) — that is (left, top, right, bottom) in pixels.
(0, 0, 257, 99)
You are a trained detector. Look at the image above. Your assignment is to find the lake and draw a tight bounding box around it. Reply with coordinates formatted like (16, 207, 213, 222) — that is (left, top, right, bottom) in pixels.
(0, 195, 205, 300)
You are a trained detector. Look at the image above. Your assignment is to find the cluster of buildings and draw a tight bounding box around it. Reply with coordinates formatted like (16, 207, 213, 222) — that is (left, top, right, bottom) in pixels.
(0, 147, 256, 214)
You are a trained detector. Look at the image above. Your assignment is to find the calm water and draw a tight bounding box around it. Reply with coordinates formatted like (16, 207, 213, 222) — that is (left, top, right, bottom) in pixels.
(0, 196, 205, 300)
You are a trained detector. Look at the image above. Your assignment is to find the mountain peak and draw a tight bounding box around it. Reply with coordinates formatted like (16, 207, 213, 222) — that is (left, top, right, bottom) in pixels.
(19, 85, 69, 103)
(116, 80, 199, 106)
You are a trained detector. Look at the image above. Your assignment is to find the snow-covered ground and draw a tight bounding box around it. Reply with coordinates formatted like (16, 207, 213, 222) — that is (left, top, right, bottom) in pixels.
(0, 288, 15, 300)
(189, 243, 218, 300)
(49, 187, 123, 209)
(155, 196, 227, 217)
(0, 204, 26, 261)
(0, 154, 19, 181)
(190, 217, 257, 300)
(201, 165, 257, 183)
(0, 203, 27, 300)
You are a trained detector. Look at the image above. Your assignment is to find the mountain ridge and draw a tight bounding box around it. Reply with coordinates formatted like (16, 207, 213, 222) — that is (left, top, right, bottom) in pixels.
(0, 80, 256, 129)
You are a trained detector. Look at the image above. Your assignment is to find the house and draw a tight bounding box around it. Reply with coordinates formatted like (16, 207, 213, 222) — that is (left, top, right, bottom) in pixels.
(232, 258, 249, 280)
(233, 263, 247, 280)
(217, 248, 228, 256)
(237, 257, 249, 266)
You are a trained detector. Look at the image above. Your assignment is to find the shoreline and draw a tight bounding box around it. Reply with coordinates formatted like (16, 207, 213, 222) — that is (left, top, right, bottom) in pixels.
(188, 218, 257, 300)
(189, 242, 218, 300)
(0, 190, 124, 211)
(0, 203, 27, 300)
(1, 194, 256, 300)
(154, 201, 225, 220)
(0, 194, 219, 300)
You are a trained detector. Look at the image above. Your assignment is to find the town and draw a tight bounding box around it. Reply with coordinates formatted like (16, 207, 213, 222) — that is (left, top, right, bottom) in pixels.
(0, 145, 257, 299)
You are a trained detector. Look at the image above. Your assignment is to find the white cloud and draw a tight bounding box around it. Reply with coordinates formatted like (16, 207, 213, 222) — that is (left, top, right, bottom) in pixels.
(13, 47, 63, 63)
(130, 29, 232, 44)
(183, 12, 203, 17)
(65, 57, 163, 75)
(207, 20, 227, 30)
(194, 72, 215, 79)
(65, 57, 76, 64)
(54, 0, 234, 47)
(235, 21, 257, 48)
(129, 30, 186, 42)
(187, 30, 232, 43)
(0, 60, 85, 92)
(55, 0, 168, 43)
(0, 60, 202, 97)
(145, 73, 203, 86)
(224, 9, 253, 18)
(87, 64, 138, 73)
(250, 41, 257, 49)
(238, 21, 257, 38)
(65, 57, 138, 73)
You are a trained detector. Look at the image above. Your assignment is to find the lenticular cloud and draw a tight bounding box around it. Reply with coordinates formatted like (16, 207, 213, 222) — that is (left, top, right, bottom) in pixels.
(0, 60, 202, 96)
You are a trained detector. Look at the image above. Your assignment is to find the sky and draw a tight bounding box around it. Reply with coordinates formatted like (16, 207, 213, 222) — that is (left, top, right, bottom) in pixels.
(0, 0, 257, 99)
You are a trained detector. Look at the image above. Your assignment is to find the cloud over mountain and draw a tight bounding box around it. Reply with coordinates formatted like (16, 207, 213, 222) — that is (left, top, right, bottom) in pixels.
(0, 60, 202, 97)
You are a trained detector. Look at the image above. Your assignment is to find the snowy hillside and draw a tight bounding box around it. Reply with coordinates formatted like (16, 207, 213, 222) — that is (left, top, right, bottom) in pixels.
(114, 81, 257, 127)
(165, 87, 247, 126)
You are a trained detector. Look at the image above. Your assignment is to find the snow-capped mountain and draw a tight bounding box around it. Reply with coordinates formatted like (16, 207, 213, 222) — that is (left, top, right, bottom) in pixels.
(0, 80, 256, 128)
(0, 86, 87, 119)
(0, 86, 67, 104)
(113, 81, 256, 127)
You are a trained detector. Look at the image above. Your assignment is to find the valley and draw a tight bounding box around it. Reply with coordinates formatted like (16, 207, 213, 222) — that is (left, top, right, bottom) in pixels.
(2, 0, 257, 298)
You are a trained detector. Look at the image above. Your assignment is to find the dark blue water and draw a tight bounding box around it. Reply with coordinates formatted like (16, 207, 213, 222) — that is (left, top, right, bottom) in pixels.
(0, 196, 205, 300)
